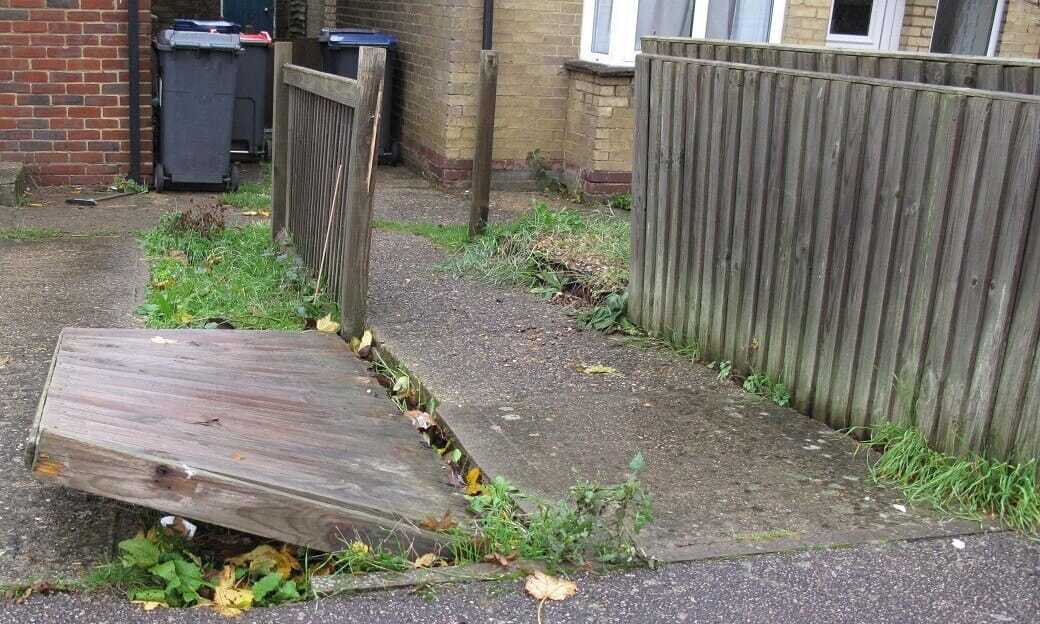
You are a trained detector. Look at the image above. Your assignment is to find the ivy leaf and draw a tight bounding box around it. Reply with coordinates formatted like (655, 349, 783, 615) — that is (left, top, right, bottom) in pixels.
(274, 579, 300, 602)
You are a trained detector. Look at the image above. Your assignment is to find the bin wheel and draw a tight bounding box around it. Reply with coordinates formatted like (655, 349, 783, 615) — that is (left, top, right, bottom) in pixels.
(153, 163, 165, 193)
(229, 164, 241, 191)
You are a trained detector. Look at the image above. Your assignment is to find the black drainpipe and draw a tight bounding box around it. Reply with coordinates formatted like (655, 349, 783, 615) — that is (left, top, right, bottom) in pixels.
(127, 0, 142, 183)
(482, 0, 494, 50)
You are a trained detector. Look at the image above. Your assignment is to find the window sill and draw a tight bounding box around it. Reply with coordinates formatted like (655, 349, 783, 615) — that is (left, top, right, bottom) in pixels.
(564, 59, 636, 78)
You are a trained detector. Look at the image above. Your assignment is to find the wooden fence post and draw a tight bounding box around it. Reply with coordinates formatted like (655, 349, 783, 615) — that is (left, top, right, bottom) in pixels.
(271, 41, 293, 239)
(468, 50, 499, 238)
(338, 46, 386, 338)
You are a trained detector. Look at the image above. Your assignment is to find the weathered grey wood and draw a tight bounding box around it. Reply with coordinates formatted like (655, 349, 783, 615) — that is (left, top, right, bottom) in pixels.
(469, 50, 499, 238)
(271, 42, 292, 238)
(29, 328, 465, 553)
(632, 47, 1040, 460)
(644, 37, 1040, 96)
(339, 46, 386, 338)
(284, 64, 361, 108)
(628, 54, 651, 327)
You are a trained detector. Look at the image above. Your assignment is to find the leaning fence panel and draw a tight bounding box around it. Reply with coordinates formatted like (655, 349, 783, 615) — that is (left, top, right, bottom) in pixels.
(631, 50, 1040, 461)
(271, 47, 385, 337)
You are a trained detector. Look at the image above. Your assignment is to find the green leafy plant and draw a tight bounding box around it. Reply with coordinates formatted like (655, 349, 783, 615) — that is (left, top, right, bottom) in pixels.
(742, 372, 791, 407)
(577, 292, 635, 333)
(112, 174, 149, 194)
(450, 454, 653, 571)
(862, 422, 1040, 534)
(605, 192, 631, 211)
(526, 149, 568, 195)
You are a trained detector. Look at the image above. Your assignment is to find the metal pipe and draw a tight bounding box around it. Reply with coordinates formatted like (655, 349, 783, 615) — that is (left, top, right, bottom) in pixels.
(127, 0, 141, 183)
(482, 0, 494, 50)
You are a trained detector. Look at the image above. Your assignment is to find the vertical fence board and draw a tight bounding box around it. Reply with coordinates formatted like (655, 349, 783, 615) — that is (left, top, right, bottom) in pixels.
(629, 54, 651, 327)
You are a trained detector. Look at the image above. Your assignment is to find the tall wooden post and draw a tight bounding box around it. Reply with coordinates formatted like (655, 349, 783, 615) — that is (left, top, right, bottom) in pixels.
(339, 46, 387, 339)
(468, 50, 499, 238)
(271, 41, 293, 239)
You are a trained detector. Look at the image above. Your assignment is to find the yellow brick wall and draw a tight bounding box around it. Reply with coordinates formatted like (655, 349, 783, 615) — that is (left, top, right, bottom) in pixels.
(998, 0, 1040, 59)
(899, 0, 937, 51)
(782, 0, 831, 45)
(564, 67, 635, 196)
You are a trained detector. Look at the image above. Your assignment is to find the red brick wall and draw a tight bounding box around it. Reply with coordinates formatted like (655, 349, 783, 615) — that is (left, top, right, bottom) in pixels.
(0, 0, 152, 186)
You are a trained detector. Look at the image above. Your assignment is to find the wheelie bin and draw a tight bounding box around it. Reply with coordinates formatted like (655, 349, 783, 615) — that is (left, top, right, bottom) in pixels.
(318, 28, 399, 164)
(152, 29, 242, 191)
(232, 31, 273, 161)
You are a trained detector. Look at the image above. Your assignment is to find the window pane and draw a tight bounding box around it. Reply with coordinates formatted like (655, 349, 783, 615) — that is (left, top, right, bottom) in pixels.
(705, 0, 775, 41)
(931, 0, 998, 56)
(591, 0, 614, 54)
(830, 0, 874, 36)
(635, 0, 695, 50)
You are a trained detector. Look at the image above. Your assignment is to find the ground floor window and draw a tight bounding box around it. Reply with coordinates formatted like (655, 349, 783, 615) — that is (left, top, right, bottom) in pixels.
(580, 0, 785, 65)
(826, 0, 904, 50)
(930, 0, 1006, 56)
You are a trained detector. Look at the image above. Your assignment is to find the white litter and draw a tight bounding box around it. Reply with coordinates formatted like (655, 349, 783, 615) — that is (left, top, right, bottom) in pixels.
(892, 504, 908, 513)
(181, 463, 195, 479)
(951, 538, 966, 550)
(160, 516, 197, 538)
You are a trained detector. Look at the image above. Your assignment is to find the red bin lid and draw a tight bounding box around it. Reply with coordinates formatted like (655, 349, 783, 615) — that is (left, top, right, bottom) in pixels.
(239, 31, 273, 44)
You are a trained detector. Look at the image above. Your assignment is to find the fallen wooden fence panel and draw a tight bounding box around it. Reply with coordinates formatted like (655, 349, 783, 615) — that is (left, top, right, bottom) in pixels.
(630, 49, 1040, 461)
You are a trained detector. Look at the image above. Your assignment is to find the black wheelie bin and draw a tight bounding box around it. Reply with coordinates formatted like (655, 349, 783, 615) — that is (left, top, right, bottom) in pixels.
(318, 28, 399, 164)
(152, 28, 242, 191)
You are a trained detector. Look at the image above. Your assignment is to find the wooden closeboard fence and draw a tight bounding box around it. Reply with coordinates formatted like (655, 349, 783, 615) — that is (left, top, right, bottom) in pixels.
(630, 46, 1040, 461)
(271, 43, 385, 337)
(644, 37, 1040, 96)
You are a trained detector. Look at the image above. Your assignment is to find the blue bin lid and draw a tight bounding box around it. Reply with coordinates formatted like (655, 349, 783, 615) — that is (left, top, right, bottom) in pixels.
(173, 19, 241, 34)
(319, 28, 396, 48)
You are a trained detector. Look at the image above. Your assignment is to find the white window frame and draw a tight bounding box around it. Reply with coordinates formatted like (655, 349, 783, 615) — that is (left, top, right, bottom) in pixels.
(928, 0, 1008, 57)
(825, 0, 905, 51)
(579, 0, 787, 66)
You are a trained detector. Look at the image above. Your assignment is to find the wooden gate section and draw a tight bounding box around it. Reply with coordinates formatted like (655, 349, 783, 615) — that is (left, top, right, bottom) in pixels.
(271, 44, 386, 338)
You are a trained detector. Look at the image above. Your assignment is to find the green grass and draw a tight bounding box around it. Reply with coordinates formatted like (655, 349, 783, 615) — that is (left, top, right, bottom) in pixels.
(732, 529, 798, 542)
(0, 227, 63, 241)
(443, 202, 630, 300)
(220, 181, 272, 212)
(138, 212, 335, 330)
(371, 220, 507, 251)
(742, 372, 791, 407)
(863, 422, 1040, 534)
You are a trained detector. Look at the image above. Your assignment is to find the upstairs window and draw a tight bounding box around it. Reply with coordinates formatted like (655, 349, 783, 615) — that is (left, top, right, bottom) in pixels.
(581, 0, 786, 66)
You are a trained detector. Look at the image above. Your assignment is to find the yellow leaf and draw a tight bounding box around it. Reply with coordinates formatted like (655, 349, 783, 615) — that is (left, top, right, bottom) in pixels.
(419, 510, 457, 532)
(227, 544, 301, 580)
(27, 202, 43, 207)
(231, 452, 245, 460)
(525, 570, 577, 601)
(131, 600, 168, 611)
(179, 312, 194, 323)
(576, 363, 618, 375)
(240, 211, 259, 216)
(316, 315, 340, 333)
(152, 277, 175, 289)
(412, 553, 436, 568)
(150, 336, 178, 345)
(258, 210, 270, 217)
(465, 467, 483, 495)
(0, 356, 12, 367)
(212, 565, 253, 617)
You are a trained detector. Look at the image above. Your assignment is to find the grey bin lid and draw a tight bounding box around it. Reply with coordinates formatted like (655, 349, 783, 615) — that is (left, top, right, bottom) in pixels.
(153, 29, 242, 52)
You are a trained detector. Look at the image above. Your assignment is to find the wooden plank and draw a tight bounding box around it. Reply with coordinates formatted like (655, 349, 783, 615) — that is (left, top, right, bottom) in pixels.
(700, 65, 727, 357)
(670, 63, 697, 350)
(628, 54, 651, 327)
(661, 61, 687, 340)
(30, 328, 464, 553)
(339, 46, 386, 338)
(469, 50, 499, 238)
(271, 42, 292, 238)
(684, 63, 715, 346)
(640, 59, 665, 329)
(650, 61, 677, 333)
(284, 64, 361, 108)
(712, 68, 742, 361)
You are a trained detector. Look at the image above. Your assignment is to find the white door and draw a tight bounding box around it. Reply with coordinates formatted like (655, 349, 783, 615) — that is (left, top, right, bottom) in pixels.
(826, 0, 905, 50)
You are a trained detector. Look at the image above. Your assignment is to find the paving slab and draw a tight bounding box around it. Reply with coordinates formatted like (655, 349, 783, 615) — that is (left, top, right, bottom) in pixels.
(367, 218, 981, 563)
(0, 235, 149, 584)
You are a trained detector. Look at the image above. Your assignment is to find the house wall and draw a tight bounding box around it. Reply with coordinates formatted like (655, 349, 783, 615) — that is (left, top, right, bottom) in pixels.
(999, 0, 1040, 59)
(563, 64, 634, 196)
(783, 0, 830, 46)
(899, 0, 936, 51)
(0, 0, 153, 186)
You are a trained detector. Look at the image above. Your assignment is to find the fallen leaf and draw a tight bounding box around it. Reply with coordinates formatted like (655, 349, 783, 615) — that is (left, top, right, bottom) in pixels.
(575, 363, 618, 375)
(350, 330, 373, 356)
(525, 570, 577, 601)
(0, 356, 12, 367)
(231, 453, 245, 461)
(316, 315, 340, 333)
(483, 551, 517, 569)
(179, 312, 194, 323)
(419, 510, 456, 532)
(412, 553, 437, 568)
(227, 544, 301, 580)
(212, 565, 253, 617)
(150, 336, 178, 345)
(240, 211, 259, 216)
(405, 410, 435, 430)
(167, 249, 189, 265)
(258, 210, 270, 218)
(131, 600, 167, 611)
(27, 202, 43, 207)
(152, 277, 175, 289)
(464, 467, 483, 496)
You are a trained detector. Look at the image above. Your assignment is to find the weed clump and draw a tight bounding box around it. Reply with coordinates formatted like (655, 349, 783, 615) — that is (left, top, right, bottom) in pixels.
(863, 422, 1040, 534)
